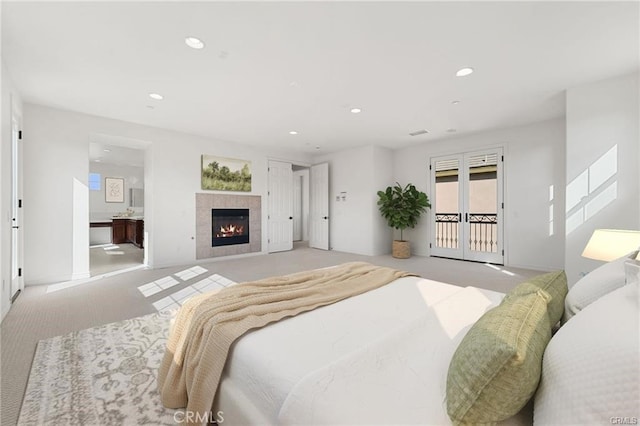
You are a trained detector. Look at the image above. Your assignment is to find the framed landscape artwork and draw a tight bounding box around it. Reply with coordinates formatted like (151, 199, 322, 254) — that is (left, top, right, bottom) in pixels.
(201, 155, 252, 192)
(105, 177, 125, 203)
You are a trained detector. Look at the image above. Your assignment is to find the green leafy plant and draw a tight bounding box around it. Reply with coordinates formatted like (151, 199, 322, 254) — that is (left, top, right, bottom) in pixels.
(377, 182, 431, 241)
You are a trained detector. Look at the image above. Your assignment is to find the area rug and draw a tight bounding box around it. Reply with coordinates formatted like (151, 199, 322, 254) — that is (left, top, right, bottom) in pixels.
(18, 311, 180, 425)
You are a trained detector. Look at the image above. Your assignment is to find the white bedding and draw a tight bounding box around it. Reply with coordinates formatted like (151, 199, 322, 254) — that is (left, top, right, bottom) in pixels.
(213, 276, 513, 425)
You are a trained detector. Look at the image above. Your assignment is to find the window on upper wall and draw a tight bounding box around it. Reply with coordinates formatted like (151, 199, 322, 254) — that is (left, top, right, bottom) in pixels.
(89, 173, 101, 191)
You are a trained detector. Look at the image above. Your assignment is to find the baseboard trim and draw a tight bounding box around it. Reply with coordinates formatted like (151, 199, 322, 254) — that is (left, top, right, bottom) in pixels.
(71, 271, 91, 281)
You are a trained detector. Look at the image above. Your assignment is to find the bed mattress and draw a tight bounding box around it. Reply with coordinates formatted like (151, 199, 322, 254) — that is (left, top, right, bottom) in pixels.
(213, 276, 505, 425)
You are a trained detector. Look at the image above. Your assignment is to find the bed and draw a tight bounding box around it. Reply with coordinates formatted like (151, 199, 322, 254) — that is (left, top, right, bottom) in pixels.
(160, 260, 640, 425)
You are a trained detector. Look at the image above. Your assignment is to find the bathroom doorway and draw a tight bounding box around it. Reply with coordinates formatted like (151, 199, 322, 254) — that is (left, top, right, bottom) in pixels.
(88, 136, 146, 276)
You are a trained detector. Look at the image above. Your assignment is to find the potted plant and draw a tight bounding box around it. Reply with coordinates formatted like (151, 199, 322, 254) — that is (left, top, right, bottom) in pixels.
(377, 182, 431, 259)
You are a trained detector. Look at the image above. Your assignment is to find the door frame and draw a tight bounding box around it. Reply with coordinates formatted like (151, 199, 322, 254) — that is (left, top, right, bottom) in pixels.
(10, 95, 24, 301)
(266, 159, 329, 252)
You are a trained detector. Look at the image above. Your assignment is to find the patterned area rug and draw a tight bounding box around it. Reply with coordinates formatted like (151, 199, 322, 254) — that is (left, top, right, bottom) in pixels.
(18, 311, 180, 425)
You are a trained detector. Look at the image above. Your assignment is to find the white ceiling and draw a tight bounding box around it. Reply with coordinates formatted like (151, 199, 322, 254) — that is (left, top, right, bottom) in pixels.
(2, 1, 639, 155)
(89, 142, 145, 168)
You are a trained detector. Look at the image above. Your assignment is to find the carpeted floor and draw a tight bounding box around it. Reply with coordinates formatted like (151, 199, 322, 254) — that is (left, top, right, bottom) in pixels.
(1, 244, 544, 425)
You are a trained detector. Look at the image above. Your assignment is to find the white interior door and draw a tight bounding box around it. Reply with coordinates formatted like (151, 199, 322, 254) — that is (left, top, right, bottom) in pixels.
(268, 160, 293, 252)
(430, 149, 504, 264)
(10, 106, 24, 300)
(309, 162, 329, 250)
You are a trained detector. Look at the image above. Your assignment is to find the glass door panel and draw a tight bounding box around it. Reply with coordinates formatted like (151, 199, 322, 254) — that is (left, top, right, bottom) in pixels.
(430, 155, 463, 259)
(464, 151, 502, 263)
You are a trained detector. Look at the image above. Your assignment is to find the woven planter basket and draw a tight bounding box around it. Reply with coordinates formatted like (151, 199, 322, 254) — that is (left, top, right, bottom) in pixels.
(392, 240, 411, 259)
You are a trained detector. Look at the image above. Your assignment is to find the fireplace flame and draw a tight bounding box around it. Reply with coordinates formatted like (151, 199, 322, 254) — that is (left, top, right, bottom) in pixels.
(217, 224, 245, 238)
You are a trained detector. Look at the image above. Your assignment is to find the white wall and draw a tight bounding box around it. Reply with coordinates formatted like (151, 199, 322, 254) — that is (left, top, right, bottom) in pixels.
(371, 146, 394, 254)
(314, 145, 393, 256)
(565, 72, 640, 285)
(72, 178, 89, 280)
(23, 103, 311, 285)
(1, 62, 23, 321)
(393, 118, 567, 271)
(89, 162, 144, 220)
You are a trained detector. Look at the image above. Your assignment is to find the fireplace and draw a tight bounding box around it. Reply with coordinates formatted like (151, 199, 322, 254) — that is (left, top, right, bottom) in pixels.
(212, 208, 250, 247)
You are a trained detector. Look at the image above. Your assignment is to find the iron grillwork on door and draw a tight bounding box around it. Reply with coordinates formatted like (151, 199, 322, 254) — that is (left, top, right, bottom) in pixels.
(435, 213, 460, 249)
(435, 212, 498, 252)
(467, 213, 498, 253)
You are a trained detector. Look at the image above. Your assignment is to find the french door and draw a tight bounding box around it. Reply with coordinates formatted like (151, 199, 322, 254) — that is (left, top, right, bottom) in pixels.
(430, 148, 504, 264)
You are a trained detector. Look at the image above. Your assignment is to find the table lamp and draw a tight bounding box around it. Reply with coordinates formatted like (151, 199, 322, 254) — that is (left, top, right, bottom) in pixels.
(582, 229, 640, 285)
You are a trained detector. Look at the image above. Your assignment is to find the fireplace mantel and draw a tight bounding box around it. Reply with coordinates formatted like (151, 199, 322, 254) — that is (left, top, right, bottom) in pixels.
(196, 193, 261, 259)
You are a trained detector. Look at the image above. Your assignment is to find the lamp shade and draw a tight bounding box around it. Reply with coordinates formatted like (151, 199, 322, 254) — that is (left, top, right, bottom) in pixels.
(582, 229, 640, 262)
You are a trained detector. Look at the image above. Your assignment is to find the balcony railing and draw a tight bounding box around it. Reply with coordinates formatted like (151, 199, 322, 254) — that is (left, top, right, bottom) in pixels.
(435, 213, 498, 253)
(435, 213, 461, 249)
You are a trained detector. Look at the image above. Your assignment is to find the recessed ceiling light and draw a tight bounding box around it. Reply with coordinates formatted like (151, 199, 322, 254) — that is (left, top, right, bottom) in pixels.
(146, 105, 155, 109)
(409, 129, 429, 137)
(94, 159, 101, 162)
(103, 149, 111, 152)
(149, 93, 163, 100)
(452, 100, 461, 105)
(456, 67, 474, 77)
(315, 146, 320, 150)
(289, 131, 298, 135)
(447, 128, 457, 133)
(350, 108, 362, 114)
(185, 36, 205, 49)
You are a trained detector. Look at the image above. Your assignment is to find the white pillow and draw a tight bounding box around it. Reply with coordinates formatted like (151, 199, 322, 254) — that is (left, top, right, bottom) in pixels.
(534, 282, 639, 424)
(563, 251, 637, 322)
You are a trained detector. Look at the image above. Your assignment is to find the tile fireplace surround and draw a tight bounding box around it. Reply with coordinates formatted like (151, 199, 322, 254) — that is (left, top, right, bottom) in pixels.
(196, 193, 262, 259)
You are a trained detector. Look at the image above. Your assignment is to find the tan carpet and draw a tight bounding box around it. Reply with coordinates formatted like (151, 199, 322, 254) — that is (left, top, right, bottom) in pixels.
(1, 244, 544, 425)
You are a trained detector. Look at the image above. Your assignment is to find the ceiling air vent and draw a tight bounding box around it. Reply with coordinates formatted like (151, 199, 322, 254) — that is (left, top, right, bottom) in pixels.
(409, 129, 429, 136)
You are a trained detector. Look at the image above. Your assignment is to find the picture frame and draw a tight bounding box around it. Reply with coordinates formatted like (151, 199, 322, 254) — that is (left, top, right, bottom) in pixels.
(201, 155, 252, 192)
(105, 177, 125, 203)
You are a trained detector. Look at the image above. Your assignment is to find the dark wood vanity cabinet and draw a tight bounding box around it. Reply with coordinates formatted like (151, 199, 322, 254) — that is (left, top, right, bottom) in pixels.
(112, 219, 127, 244)
(112, 218, 144, 248)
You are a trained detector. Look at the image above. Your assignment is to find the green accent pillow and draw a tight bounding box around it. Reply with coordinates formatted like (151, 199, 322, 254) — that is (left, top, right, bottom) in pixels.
(504, 270, 568, 326)
(446, 290, 552, 425)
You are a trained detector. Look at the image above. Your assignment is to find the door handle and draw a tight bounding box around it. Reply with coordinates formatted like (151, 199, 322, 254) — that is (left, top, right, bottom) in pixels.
(289, 216, 293, 220)
(12, 226, 19, 229)
(465, 213, 468, 223)
(458, 213, 462, 222)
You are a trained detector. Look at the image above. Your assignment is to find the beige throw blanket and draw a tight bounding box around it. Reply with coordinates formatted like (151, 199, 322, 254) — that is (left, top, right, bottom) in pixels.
(158, 261, 414, 424)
